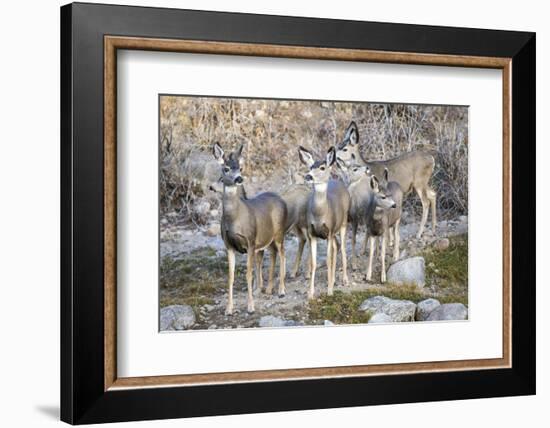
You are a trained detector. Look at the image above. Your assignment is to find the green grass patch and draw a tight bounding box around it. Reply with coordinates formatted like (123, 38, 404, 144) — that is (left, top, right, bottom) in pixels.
(424, 234, 468, 289)
(160, 247, 229, 311)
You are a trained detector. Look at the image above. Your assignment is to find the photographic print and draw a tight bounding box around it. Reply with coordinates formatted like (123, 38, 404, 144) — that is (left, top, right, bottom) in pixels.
(159, 95, 469, 331)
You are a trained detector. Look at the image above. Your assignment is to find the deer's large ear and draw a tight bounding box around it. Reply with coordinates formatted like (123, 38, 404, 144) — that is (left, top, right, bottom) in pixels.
(326, 146, 336, 167)
(384, 167, 389, 182)
(370, 175, 379, 192)
(236, 144, 245, 167)
(345, 121, 359, 146)
(298, 146, 315, 167)
(212, 143, 225, 164)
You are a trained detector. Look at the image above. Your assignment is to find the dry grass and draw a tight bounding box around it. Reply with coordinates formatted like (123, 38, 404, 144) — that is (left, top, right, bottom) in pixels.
(159, 96, 468, 223)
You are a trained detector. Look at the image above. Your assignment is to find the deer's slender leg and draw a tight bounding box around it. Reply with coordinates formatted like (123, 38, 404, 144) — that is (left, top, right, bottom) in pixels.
(415, 187, 429, 239)
(225, 249, 235, 315)
(246, 248, 255, 313)
(388, 226, 394, 247)
(326, 236, 334, 296)
(308, 237, 317, 300)
(380, 234, 387, 283)
(351, 222, 358, 271)
(339, 224, 349, 286)
(366, 236, 376, 281)
(427, 188, 437, 233)
(303, 229, 312, 279)
(393, 219, 401, 262)
(275, 239, 286, 297)
(255, 250, 264, 293)
(266, 246, 277, 295)
(362, 230, 369, 255)
(290, 231, 305, 279)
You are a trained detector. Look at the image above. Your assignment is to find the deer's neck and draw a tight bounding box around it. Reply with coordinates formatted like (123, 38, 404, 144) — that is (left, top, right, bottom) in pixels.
(311, 183, 330, 216)
(222, 186, 243, 218)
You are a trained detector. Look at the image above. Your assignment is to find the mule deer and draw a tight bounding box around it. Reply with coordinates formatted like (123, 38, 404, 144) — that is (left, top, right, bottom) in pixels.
(281, 184, 311, 279)
(298, 146, 351, 299)
(365, 170, 403, 282)
(335, 160, 372, 270)
(337, 121, 436, 239)
(213, 143, 287, 315)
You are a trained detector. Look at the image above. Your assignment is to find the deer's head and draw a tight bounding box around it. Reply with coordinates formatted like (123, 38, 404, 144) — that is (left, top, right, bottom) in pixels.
(212, 143, 245, 187)
(336, 121, 361, 166)
(335, 158, 370, 184)
(370, 170, 396, 209)
(299, 146, 336, 187)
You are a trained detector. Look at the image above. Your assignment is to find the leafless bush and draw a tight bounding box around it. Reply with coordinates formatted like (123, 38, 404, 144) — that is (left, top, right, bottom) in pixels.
(159, 96, 468, 223)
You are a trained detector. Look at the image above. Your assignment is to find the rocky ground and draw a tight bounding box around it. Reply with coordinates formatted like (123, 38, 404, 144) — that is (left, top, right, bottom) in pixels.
(159, 211, 469, 331)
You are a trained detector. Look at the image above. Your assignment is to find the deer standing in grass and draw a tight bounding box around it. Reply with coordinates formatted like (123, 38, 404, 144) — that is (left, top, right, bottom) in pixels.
(298, 146, 351, 299)
(366, 170, 403, 283)
(336, 121, 436, 239)
(335, 159, 372, 271)
(213, 143, 287, 315)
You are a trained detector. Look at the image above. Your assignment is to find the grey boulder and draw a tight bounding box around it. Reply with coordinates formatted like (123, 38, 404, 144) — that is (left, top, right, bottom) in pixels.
(368, 313, 393, 324)
(426, 303, 468, 321)
(160, 305, 196, 330)
(387, 256, 426, 287)
(359, 296, 416, 322)
(415, 298, 441, 321)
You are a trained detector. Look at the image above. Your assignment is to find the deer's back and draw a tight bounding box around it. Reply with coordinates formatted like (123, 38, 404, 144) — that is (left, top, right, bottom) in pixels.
(368, 151, 434, 194)
(282, 184, 310, 232)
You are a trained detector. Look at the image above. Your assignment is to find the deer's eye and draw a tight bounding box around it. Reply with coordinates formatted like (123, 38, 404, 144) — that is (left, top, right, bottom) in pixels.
(223, 167, 230, 173)
(353, 168, 358, 172)
(343, 148, 348, 152)
(320, 166, 326, 171)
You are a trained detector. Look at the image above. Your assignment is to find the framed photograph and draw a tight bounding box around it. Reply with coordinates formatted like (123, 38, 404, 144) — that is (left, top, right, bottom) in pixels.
(61, 2, 535, 424)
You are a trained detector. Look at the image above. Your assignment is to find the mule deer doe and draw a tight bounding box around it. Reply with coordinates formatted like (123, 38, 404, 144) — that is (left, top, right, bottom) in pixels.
(337, 121, 436, 239)
(298, 146, 351, 299)
(365, 170, 403, 283)
(335, 159, 372, 271)
(213, 143, 288, 315)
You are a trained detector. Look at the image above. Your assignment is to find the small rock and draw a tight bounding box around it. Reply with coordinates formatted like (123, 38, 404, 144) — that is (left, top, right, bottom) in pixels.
(368, 313, 393, 324)
(208, 324, 217, 329)
(258, 315, 287, 328)
(209, 209, 219, 218)
(359, 296, 417, 322)
(324, 320, 335, 326)
(459, 215, 468, 223)
(206, 223, 221, 237)
(160, 305, 196, 330)
(426, 303, 468, 321)
(203, 304, 215, 312)
(160, 218, 168, 226)
(433, 238, 450, 251)
(416, 298, 441, 321)
(387, 256, 426, 287)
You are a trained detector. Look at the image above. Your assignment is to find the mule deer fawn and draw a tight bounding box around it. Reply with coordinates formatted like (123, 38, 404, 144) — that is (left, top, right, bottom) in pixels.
(337, 121, 436, 239)
(335, 159, 372, 270)
(213, 143, 287, 315)
(365, 170, 403, 282)
(298, 146, 351, 299)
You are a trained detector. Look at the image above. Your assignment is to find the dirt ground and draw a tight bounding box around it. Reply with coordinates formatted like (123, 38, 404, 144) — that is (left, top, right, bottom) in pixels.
(160, 212, 468, 330)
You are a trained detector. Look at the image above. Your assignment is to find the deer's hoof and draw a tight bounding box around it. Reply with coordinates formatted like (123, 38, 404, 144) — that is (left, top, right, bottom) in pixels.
(278, 292, 286, 298)
(288, 272, 297, 279)
(307, 293, 315, 301)
(225, 307, 233, 316)
(247, 307, 255, 314)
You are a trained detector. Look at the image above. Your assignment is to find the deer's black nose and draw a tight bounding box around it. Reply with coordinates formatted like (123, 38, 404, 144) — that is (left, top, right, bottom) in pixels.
(305, 174, 313, 182)
(234, 176, 243, 184)
(391, 203, 396, 208)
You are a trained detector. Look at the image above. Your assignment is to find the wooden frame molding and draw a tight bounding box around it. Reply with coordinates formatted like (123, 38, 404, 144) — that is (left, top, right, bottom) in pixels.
(104, 35, 512, 391)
